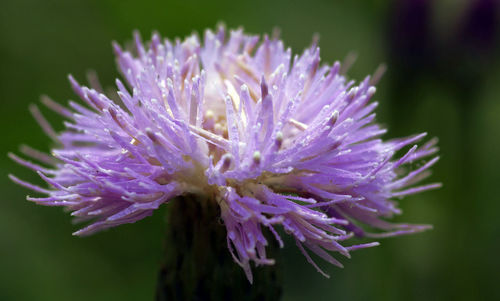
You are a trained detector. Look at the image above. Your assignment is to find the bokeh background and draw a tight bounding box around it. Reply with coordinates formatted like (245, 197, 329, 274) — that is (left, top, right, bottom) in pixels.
(1, 0, 499, 300)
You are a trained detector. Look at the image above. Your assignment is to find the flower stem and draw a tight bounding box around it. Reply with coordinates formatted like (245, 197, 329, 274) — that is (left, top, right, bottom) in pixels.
(156, 194, 282, 300)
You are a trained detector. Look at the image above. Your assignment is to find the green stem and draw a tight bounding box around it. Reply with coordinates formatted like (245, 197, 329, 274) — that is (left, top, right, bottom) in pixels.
(156, 194, 282, 301)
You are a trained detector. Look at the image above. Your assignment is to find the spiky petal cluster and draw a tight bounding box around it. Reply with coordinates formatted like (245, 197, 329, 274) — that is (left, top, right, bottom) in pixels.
(10, 27, 440, 282)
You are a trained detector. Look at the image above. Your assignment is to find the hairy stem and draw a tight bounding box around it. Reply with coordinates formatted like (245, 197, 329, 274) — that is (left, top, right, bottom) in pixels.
(156, 194, 282, 301)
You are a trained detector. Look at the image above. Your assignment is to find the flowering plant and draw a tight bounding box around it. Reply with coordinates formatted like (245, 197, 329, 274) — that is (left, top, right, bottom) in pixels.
(10, 27, 439, 283)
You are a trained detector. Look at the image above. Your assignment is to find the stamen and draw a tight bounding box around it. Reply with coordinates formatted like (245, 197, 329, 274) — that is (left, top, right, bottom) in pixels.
(347, 87, 358, 100)
(340, 51, 357, 75)
(41, 95, 73, 118)
(329, 110, 339, 126)
(219, 153, 234, 172)
(370, 63, 387, 86)
(204, 110, 215, 129)
(29, 104, 60, 143)
(253, 151, 261, 165)
(289, 118, 308, 131)
(367, 87, 376, 98)
(189, 124, 230, 149)
(225, 80, 241, 112)
(260, 76, 268, 99)
(275, 131, 283, 149)
(145, 128, 158, 143)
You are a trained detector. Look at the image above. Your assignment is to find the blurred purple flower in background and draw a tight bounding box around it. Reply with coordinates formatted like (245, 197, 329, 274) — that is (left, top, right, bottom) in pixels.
(456, 0, 499, 57)
(388, 0, 500, 97)
(10, 27, 440, 282)
(388, 0, 434, 77)
(451, 0, 500, 94)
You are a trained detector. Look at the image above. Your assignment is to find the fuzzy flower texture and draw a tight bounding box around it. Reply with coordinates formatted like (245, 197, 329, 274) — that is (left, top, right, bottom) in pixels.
(10, 27, 440, 282)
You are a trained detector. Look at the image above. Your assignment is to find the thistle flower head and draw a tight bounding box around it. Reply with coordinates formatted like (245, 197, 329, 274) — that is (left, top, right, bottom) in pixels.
(10, 26, 440, 282)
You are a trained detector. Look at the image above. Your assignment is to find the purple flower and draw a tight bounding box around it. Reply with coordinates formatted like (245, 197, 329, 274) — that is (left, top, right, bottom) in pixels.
(10, 27, 440, 282)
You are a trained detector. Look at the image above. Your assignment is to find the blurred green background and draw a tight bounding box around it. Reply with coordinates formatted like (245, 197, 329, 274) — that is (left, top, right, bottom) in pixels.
(1, 0, 499, 300)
